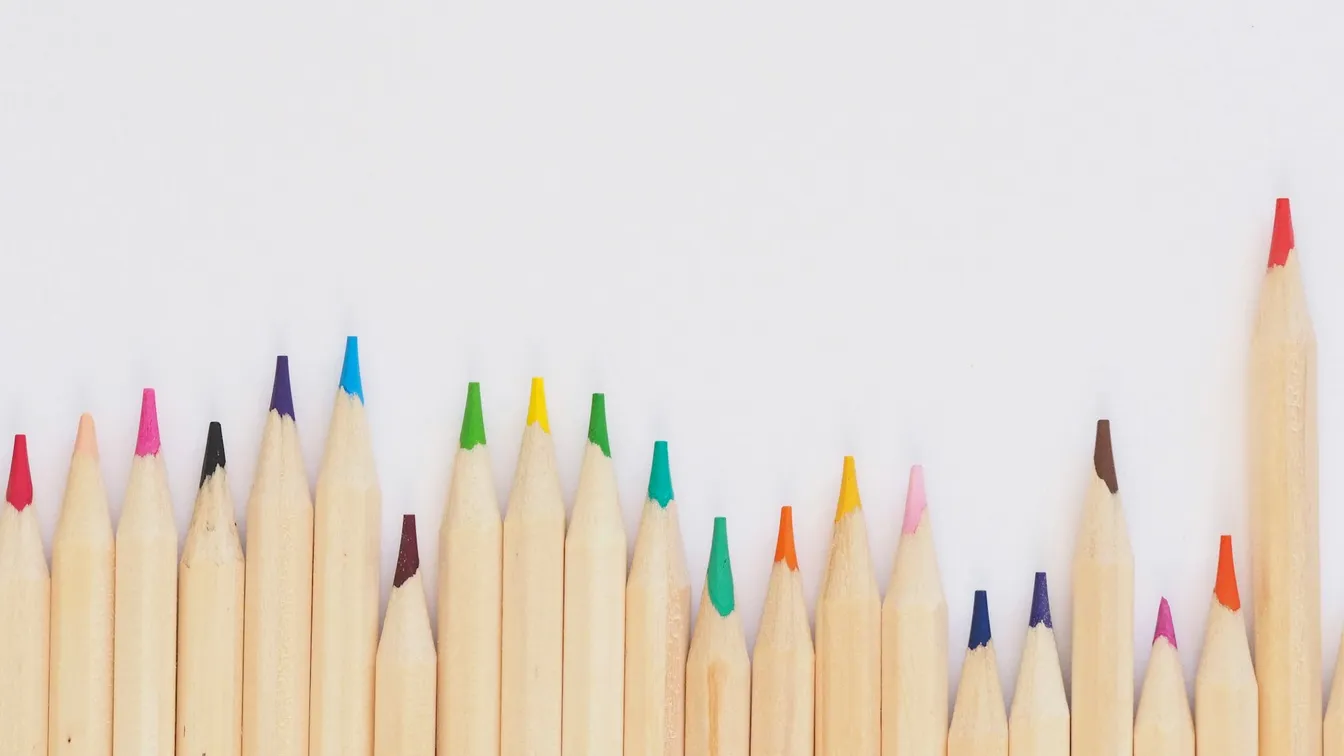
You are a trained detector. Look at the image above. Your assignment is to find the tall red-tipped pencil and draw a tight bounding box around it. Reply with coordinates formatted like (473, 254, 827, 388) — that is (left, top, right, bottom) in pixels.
(816, 457, 880, 756)
(114, 390, 177, 756)
(751, 507, 814, 756)
(49, 415, 114, 756)
(1008, 573, 1068, 756)
(311, 337, 382, 756)
(882, 465, 948, 756)
(1134, 598, 1193, 755)
(1252, 198, 1321, 756)
(375, 515, 436, 756)
(948, 591, 1007, 756)
(177, 422, 245, 756)
(243, 357, 314, 756)
(0, 435, 50, 756)
(1070, 420, 1134, 756)
(1196, 536, 1256, 756)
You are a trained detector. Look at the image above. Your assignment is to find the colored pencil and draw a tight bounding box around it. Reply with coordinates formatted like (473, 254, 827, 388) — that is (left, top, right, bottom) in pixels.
(1070, 419, 1134, 756)
(1251, 197, 1321, 756)
(948, 591, 1008, 756)
(177, 422, 245, 756)
(243, 355, 313, 753)
(501, 377, 566, 756)
(750, 506, 814, 756)
(375, 515, 436, 756)
(243, 356, 314, 756)
(882, 465, 948, 756)
(437, 382, 502, 756)
(311, 336, 382, 756)
(1008, 573, 1068, 756)
(686, 517, 751, 756)
(49, 415, 114, 756)
(815, 456, 880, 756)
(1134, 598, 1194, 755)
(562, 394, 626, 756)
(114, 389, 177, 756)
(0, 435, 50, 756)
(1326, 634, 1344, 756)
(1195, 536, 1256, 756)
(624, 440, 691, 756)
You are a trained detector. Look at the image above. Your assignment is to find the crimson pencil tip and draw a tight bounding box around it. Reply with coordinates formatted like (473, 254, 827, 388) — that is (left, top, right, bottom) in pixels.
(394, 514, 420, 587)
(1268, 197, 1294, 268)
(6, 435, 32, 511)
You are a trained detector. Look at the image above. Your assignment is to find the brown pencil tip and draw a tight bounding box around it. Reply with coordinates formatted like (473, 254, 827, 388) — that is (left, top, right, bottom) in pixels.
(393, 514, 420, 587)
(1093, 419, 1118, 493)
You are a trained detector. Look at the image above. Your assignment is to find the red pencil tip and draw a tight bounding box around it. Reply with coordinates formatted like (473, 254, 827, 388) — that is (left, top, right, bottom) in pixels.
(1268, 198, 1294, 268)
(1214, 535, 1241, 611)
(6, 435, 33, 511)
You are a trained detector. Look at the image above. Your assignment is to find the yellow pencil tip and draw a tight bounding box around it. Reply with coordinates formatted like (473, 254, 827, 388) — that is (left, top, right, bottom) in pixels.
(526, 377, 550, 433)
(835, 455, 861, 520)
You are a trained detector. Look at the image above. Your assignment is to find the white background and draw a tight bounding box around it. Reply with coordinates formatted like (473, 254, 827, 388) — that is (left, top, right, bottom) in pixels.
(3, 1, 1344, 704)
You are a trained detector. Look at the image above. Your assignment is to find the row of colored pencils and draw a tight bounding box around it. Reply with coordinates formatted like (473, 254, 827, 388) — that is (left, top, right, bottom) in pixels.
(0, 196, 1328, 756)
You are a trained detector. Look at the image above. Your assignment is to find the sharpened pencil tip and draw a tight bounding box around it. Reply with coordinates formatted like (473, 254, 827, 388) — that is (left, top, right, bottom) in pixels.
(835, 456, 861, 521)
(526, 377, 550, 433)
(648, 441, 674, 507)
(136, 388, 161, 457)
(1269, 197, 1294, 268)
(588, 393, 611, 457)
(394, 514, 420, 587)
(1093, 419, 1118, 493)
(969, 590, 991, 649)
(774, 506, 799, 570)
(902, 464, 927, 534)
(339, 336, 364, 402)
(1215, 535, 1241, 611)
(1029, 572, 1053, 628)
(1153, 597, 1177, 649)
(199, 422, 226, 487)
(707, 517, 736, 617)
(6, 435, 32, 511)
(74, 413, 99, 459)
(460, 382, 487, 449)
(270, 356, 295, 419)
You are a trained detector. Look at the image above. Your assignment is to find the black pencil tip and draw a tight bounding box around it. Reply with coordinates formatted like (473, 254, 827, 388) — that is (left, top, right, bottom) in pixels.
(200, 421, 226, 487)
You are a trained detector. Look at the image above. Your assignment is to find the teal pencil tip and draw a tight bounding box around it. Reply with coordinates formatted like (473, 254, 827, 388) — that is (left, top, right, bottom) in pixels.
(707, 517, 735, 616)
(339, 336, 364, 402)
(588, 394, 611, 457)
(648, 440, 674, 507)
(460, 382, 487, 449)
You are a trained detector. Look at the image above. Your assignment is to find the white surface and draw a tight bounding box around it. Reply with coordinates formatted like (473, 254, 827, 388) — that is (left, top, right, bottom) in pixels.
(3, 1, 1344, 704)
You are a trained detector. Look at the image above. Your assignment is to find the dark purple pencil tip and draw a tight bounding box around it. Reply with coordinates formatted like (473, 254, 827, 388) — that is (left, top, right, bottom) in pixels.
(393, 514, 420, 587)
(270, 356, 295, 419)
(1029, 572, 1052, 628)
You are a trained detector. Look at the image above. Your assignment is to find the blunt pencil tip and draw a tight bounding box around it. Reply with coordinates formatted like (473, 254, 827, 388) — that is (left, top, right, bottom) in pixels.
(1029, 572, 1053, 628)
(1269, 197, 1294, 268)
(1154, 597, 1177, 649)
(969, 590, 992, 648)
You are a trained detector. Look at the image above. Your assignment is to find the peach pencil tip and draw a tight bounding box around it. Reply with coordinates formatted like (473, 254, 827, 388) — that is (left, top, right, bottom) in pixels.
(74, 412, 99, 458)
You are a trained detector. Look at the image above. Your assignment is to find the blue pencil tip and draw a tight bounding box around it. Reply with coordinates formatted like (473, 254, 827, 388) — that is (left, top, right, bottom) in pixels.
(339, 336, 364, 402)
(1029, 572, 1052, 628)
(270, 356, 295, 419)
(969, 590, 992, 649)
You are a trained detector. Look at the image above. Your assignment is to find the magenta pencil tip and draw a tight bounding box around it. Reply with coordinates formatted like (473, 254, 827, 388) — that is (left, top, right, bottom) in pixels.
(137, 388, 161, 457)
(902, 465, 927, 534)
(1153, 597, 1177, 649)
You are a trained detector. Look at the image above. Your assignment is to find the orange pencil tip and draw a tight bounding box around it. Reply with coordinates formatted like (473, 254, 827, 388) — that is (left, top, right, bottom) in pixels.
(1268, 197, 1294, 268)
(774, 506, 799, 570)
(1214, 534, 1241, 611)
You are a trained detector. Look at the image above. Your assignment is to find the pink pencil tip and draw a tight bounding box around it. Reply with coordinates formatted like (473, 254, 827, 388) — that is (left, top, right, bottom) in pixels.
(1268, 197, 1294, 268)
(6, 435, 33, 510)
(136, 388, 161, 457)
(902, 464, 927, 534)
(1153, 597, 1177, 649)
(74, 413, 99, 458)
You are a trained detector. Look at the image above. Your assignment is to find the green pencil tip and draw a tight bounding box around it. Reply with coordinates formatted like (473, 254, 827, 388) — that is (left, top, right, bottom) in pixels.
(707, 517, 735, 616)
(460, 382, 487, 449)
(648, 440, 674, 507)
(588, 394, 611, 457)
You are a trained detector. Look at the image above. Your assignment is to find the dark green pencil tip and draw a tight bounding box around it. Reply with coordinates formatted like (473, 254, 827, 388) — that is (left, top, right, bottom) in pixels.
(588, 394, 611, 457)
(707, 517, 735, 616)
(648, 440, 674, 507)
(460, 382, 487, 449)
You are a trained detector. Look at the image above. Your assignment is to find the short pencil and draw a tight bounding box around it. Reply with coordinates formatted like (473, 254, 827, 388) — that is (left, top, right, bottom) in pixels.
(375, 515, 436, 756)
(1008, 573, 1067, 756)
(1195, 536, 1256, 756)
(948, 591, 1007, 756)
(1134, 598, 1193, 756)
(751, 506, 814, 756)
